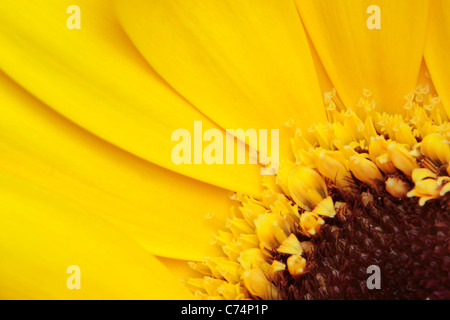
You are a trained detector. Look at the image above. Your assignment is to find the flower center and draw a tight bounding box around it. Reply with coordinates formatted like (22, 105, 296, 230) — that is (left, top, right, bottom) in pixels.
(186, 86, 450, 300)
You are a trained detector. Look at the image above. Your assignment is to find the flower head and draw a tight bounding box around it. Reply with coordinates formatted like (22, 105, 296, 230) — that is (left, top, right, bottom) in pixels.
(0, 0, 449, 300)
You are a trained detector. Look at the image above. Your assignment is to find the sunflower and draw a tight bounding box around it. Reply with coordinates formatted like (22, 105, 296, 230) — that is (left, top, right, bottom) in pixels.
(0, 0, 449, 300)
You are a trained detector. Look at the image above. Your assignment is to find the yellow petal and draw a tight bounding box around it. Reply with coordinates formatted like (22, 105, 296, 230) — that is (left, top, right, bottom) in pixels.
(0, 70, 229, 261)
(0, 0, 261, 195)
(297, 0, 429, 113)
(0, 170, 192, 299)
(424, 0, 450, 117)
(416, 59, 437, 96)
(305, 32, 335, 95)
(157, 257, 200, 281)
(113, 0, 327, 158)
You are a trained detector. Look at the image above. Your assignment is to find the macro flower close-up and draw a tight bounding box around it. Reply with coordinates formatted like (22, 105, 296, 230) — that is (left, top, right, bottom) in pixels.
(0, 0, 449, 300)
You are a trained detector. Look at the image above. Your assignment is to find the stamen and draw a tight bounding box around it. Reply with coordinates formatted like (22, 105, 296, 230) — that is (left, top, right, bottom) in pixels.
(286, 255, 307, 277)
(385, 176, 410, 198)
(187, 88, 450, 300)
(277, 233, 303, 256)
(287, 166, 328, 211)
(243, 268, 280, 300)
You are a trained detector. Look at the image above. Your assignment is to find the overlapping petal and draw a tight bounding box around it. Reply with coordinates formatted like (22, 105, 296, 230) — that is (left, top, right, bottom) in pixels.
(297, 0, 429, 113)
(113, 0, 328, 158)
(0, 170, 192, 299)
(0, 0, 262, 195)
(0, 71, 232, 261)
(424, 0, 450, 117)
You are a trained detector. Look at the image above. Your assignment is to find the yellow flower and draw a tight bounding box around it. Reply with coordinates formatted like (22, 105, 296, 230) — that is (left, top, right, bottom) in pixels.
(0, 0, 449, 299)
